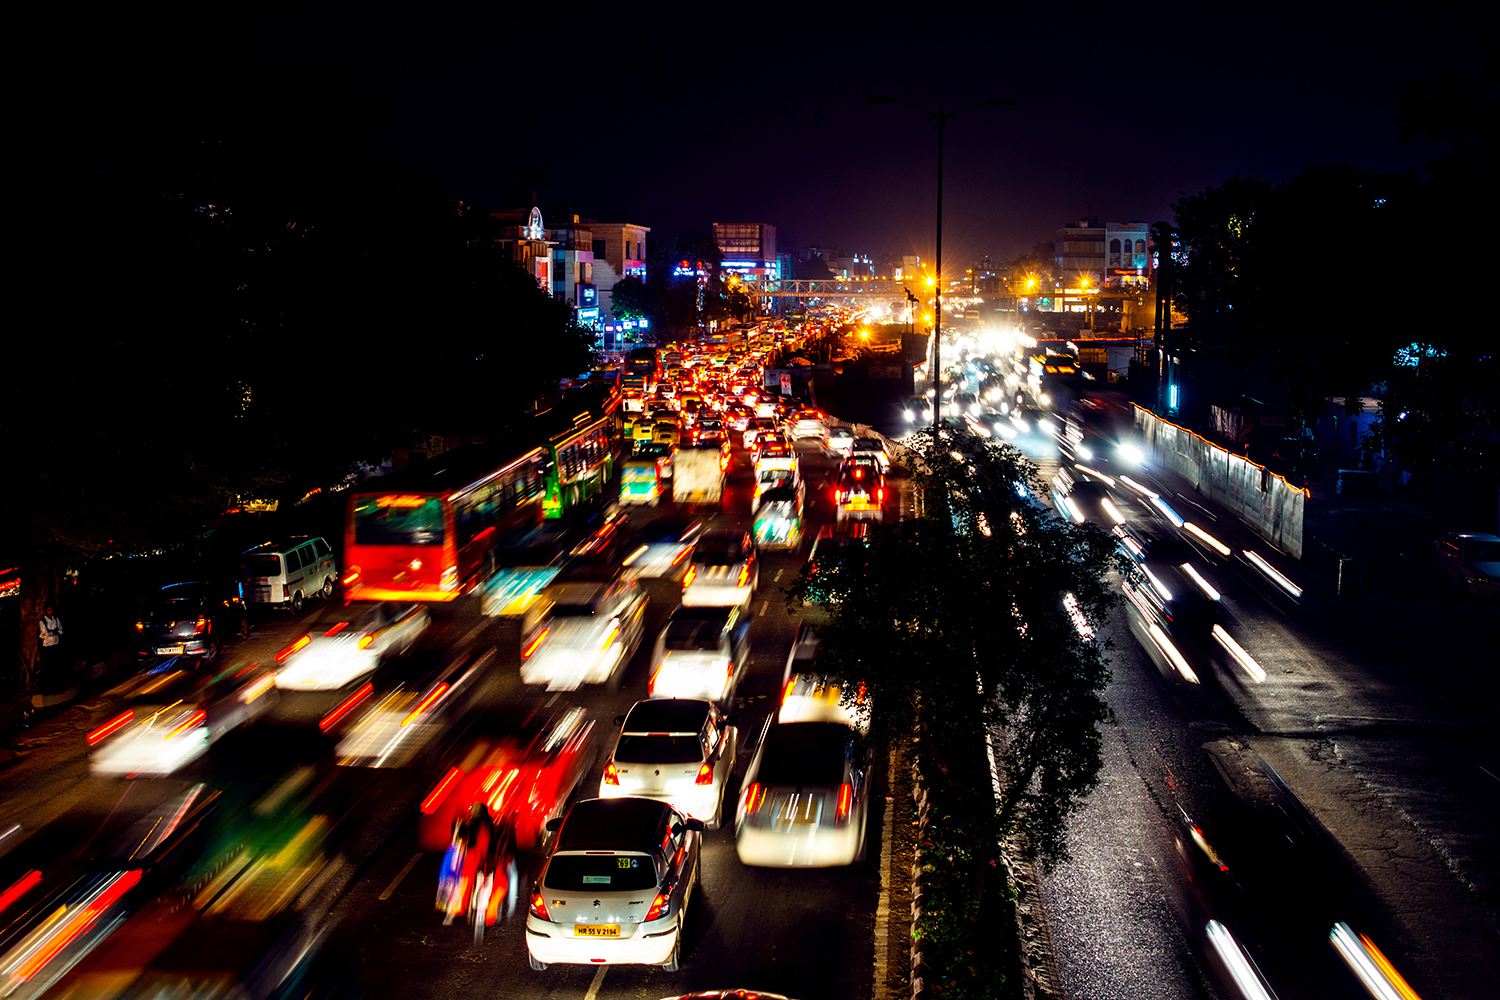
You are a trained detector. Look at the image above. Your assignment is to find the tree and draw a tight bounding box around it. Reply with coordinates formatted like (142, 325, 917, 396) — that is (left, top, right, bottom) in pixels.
(609, 275, 655, 325)
(786, 429, 1118, 864)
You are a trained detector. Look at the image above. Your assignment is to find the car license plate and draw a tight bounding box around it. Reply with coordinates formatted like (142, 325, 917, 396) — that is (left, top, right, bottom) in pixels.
(574, 924, 620, 937)
(157, 645, 185, 655)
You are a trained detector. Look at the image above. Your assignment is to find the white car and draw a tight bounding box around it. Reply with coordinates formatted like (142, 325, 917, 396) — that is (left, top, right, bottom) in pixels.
(826, 426, 855, 457)
(525, 798, 704, 971)
(743, 417, 777, 449)
(682, 529, 759, 610)
(521, 577, 648, 691)
(778, 620, 868, 733)
(600, 699, 737, 829)
(848, 435, 891, 473)
(649, 606, 751, 704)
(274, 602, 431, 692)
(787, 410, 828, 442)
(735, 719, 871, 868)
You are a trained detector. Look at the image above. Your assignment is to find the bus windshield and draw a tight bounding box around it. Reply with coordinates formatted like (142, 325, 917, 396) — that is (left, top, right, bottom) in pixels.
(354, 495, 445, 546)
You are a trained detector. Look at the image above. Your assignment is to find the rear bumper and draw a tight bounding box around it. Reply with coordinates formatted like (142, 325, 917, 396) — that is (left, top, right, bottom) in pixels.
(525, 915, 678, 967)
(736, 822, 860, 868)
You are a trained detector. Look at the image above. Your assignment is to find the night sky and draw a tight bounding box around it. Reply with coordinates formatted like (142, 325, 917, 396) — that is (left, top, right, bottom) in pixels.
(59, 4, 1491, 267)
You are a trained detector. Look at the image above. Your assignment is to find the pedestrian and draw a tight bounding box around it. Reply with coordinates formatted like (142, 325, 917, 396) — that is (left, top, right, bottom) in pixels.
(38, 606, 63, 690)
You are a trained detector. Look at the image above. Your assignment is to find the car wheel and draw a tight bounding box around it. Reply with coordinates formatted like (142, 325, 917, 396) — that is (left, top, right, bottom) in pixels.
(238, 617, 251, 640)
(321, 576, 335, 600)
(660, 929, 682, 972)
(527, 952, 547, 971)
(291, 591, 304, 614)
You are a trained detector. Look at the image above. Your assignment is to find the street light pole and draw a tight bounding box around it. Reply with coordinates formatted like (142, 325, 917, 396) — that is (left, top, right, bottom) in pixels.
(870, 95, 1014, 431)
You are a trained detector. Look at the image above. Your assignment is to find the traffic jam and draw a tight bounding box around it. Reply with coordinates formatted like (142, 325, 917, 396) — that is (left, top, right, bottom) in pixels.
(4, 318, 892, 999)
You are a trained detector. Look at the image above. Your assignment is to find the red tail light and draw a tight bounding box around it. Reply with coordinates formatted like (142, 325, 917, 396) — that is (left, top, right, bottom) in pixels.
(836, 782, 853, 821)
(323, 622, 350, 637)
(275, 635, 310, 663)
(343, 567, 361, 585)
(319, 682, 374, 731)
(193, 616, 209, 635)
(0, 871, 41, 915)
(878, 487, 884, 501)
(695, 761, 715, 786)
(683, 565, 697, 588)
(164, 709, 207, 742)
(87, 709, 135, 745)
(420, 766, 464, 815)
(742, 782, 764, 812)
(521, 628, 549, 659)
(401, 682, 448, 728)
(135, 622, 144, 633)
(736, 564, 750, 588)
(782, 678, 794, 704)
(529, 892, 550, 921)
(603, 759, 620, 785)
(644, 890, 671, 921)
(670, 546, 692, 567)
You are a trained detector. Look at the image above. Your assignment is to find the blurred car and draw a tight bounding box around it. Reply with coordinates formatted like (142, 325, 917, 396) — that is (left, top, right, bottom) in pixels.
(1050, 472, 1126, 526)
(750, 431, 789, 464)
(725, 406, 752, 433)
(848, 435, 891, 473)
(1431, 532, 1500, 596)
(525, 797, 704, 971)
(787, 410, 828, 443)
(835, 464, 884, 522)
(778, 620, 867, 733)
(806, 522, 871, 577)
(826, 426, 855, 457)
(648, 605, 751, 704)
(274, 601, 431, 692)
(682, 528, 759, 609)
(735, 720, 872, 868)
(653, 422, 681, 447)
(752, 483, 805, 551)
(902, 395, 934, 425)
(418, 705, 598, 852)
(237, 536, 338, 612)
(601, 699, 738, 829)
(1121, 557, 1228, 685)
(89, 660, 278, 775)
(520, 575, 648, 691)
(327, 646, 493, 767)
(622, 518, 704, 581)
(752, 451, 799, 511)
(135, 581, 249, 661)
(690, 416, 724, 445)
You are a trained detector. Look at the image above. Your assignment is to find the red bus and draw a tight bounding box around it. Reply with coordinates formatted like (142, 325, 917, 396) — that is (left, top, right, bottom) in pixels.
(344, 445, 548, 602)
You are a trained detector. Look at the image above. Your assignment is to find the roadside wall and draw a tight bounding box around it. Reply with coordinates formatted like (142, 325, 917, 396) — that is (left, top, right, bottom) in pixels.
(1134, 405, 1307, 558)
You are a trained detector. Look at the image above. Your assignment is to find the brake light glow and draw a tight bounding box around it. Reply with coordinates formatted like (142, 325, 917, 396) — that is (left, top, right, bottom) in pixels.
(742, 782, 764, 812)
(0, 871, 41, 914)
(401, 682, 449, 727)
(599, 621, 622, 650)
(836, 782, 853, 821)
(193, 616, 209, 635)
(603, 759, 620, 785)
(529, 892, 550, 921)
(275, 635, 311, 663)
(736, 564, 750, 588)
(357, 634, 376, 650)
(670, 546, 692, 567)
(695, 761, 715, 785)
(163, 709, 207, 742)
(323, 621, 350, 637)
(343, 568, 361, 585)
(87, 710, 135, 745)
(644, 890, 670, 921)
(135, 622, 144, 632)
(420, 767, 464, 814)
(521, 628, 548, 659)
(319, 682, 374, 731)
(682, 565, 697, 588)
(782, 678, 795, 704)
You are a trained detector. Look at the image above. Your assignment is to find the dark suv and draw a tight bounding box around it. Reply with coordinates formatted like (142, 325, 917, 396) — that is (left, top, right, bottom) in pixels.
(136, 582, 249, 661)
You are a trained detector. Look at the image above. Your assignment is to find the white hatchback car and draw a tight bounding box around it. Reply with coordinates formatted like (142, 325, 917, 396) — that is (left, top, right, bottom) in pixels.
(736, 719, 872, 868)
(600, 698, 737, 829)
(274, 602, 431, 693)
(521, 577, 648, 691)
(649, 605, 751, 704)
(682, 529, 759, 610)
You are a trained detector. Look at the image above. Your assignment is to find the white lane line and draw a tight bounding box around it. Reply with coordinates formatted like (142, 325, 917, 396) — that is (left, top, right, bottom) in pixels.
(758, 600, 768, 617)
(545, 693, 559, 707)
(583, 965, 607, 1000)
(774, 569, 784, 581)
(378, 852, 424, 901)
(873, 753, 897, 997)
(459, 621, 488, 647)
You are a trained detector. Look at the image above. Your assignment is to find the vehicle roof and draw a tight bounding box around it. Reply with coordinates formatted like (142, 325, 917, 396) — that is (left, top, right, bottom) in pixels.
(240, 536, 321, 555)
(622, 698, 712, 734)
(557, 797, 673, 852)
(546, 582, 610, 607)
(667, 606, 736, 626)
(756, 722, 854, 785)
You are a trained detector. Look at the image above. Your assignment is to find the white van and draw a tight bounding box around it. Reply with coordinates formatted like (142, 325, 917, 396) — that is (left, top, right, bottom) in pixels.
(239, 536, 338, 612)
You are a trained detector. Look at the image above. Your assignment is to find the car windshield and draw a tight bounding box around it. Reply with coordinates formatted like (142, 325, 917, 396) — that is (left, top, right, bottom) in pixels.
(756, 727, 849, 785)
(664, 619, 725, 651)
(615, 734, 703, 764)
(544, 854, 658, 892)
(1463, 540, 1500, 561)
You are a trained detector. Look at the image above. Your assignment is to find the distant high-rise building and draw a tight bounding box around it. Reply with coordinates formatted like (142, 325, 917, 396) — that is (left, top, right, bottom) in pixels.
(713, 223, 778, 276)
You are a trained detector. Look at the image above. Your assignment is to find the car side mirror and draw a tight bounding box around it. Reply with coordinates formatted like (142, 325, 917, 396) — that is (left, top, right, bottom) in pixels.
(545, 817, 564, 833)
(684, 818, 706, 833)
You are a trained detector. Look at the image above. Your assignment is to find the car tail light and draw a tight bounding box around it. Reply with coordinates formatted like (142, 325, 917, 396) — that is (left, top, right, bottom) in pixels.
(670, 546, 692, 567)
(401, 682, 449, 728)
(644, 890, 670, 922)
(420, 766, 464, 815)
(357, 634, 376, 650)
(742, 782, 764, 812)
(878, 487, 884, 502)
(521, 628, 548, 659)
(87, 709, 134, 745)
(134, 622, 144, 633)
(319, 682, 373, 731)
(695, 761, 715, 786)
(193, 616, 209, 635)
(164, 709, 207, 742)
(323, 622, 350, 637)
(836, 782, 853, 822)
(782, 678, 794, 705)
(529, 891, 550, 921)
(603, 759, 620, 785)
(683, 565, 697, 588)
(275, 635, 310, 663)
(648, 664, 661, 696)
(736, 564, 750, 588)
(344, 567, 361, 585)
(599, 620, 622, 650)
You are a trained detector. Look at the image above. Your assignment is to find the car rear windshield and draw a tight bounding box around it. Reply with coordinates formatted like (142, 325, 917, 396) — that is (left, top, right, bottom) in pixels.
(1464, 540, 1500, 561)
(694, 541, 745, 566)
(664, 619, 725, 651)
(614, 734, 703, 764)
(544, 854, 658, 892)
(756, 727, 849, 785)
(353, 496, 444, 546)
(241, 555, 282, 577)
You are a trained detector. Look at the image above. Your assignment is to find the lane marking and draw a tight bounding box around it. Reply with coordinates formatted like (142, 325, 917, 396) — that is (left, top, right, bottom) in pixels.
(379, 852, 424, 901)
(758, 601, 768, 617)
(774, 569, 784, 582)
(873, 752, 897, 998)
(583, 965, 607, 1000)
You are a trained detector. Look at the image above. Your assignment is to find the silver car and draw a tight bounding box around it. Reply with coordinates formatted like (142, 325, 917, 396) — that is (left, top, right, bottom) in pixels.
(274, 601, 430, 693)
(526, 797, 704, 971)
(735, 719, 872, 868)
(649, 606, 751, 705)
(682, 529, 758, 610)
(600, 698, 737, 829)
(521, 577, 648, 690)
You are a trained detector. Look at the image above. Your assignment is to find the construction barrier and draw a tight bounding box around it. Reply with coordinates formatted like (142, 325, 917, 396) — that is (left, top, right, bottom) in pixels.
(1134, 405, 1307, 559)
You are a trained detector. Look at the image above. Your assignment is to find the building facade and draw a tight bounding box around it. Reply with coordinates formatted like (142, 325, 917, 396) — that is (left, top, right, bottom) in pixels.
(491, 206, 552, 291)
(589, 222, 651, 345)
(1054, 219, 1106, 287)
(712, 223, 778, 276)
(547, 214, 598, 327)
(1106, 222, 1150, 287)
